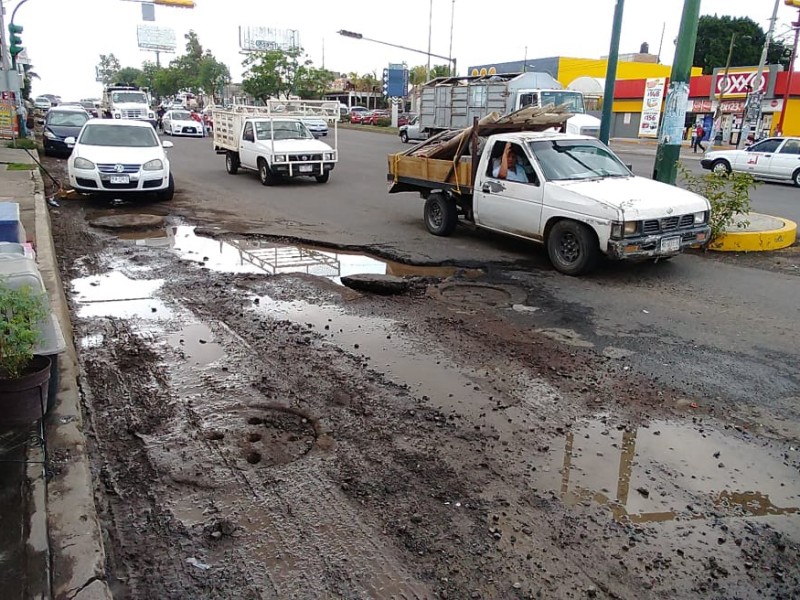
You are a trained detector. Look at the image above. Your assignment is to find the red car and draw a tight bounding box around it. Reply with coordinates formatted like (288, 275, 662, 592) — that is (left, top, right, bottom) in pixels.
(362, 110, 390, 125)
(350, 111, 366, 124)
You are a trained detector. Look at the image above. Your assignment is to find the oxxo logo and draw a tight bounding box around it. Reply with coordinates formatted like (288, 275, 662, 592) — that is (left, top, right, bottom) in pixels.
(716, 71, 767, 96)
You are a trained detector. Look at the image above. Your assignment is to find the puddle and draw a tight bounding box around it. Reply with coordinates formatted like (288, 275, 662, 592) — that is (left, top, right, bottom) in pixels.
(168, 324, 224, 366)
(532, 417, 800, 523)
(256, 298, 560, 439)
(130, 225, 481, 282)
(71, 271, 173, 319)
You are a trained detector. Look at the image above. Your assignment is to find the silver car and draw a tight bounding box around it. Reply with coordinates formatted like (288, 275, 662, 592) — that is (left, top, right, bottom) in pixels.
(302, 117, 328, 138)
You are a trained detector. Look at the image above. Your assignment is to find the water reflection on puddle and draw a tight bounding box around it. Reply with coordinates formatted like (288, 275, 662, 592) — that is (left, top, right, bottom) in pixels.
(132, 225, 479, 282)
(71, 271, 173, 319)
(168, 323, 224, 366)
(533, 417, 800, 523)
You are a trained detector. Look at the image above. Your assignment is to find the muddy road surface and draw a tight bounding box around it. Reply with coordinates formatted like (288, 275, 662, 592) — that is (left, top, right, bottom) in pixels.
(43, 155, 800, 599)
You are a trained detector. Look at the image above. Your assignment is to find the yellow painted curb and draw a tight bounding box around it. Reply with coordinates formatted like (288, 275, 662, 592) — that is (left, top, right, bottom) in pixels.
(708, 216, 797, 252)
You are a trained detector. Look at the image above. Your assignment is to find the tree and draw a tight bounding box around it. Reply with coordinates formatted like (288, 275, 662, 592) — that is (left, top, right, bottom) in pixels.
(198, 53, 231, 100)
(21, 64, 39, 101)
(96, 53, 121, 85)
(693, 15, 789, 75)
(116, 67, 144, 87)
(409, 65, 429, 86)
(242, 47, 330, 101)
(152, 67, 184, 98)
(429, 64, 451, 79)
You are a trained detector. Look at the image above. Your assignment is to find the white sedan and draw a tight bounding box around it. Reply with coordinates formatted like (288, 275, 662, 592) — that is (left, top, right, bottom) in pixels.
(66, 119, 175, 201)
(162, 110, 204, 137)
(701, 136, 800, 186)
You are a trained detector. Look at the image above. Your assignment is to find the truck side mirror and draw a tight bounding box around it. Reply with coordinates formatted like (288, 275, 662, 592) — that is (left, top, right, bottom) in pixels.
(625, 163, 633, 171)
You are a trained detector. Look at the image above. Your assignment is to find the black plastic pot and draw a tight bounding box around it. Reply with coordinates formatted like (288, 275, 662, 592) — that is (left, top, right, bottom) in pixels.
(0, 355, 52, 426)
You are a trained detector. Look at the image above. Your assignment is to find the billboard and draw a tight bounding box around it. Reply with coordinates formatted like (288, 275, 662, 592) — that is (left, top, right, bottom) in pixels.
(637, 77, 665, 138)
(238, 26, 300, 52)
(136, 24, 177, 52)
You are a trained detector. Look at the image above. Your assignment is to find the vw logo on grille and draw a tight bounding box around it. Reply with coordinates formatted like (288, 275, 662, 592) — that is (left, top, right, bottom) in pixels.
(114, 164, 125, 173)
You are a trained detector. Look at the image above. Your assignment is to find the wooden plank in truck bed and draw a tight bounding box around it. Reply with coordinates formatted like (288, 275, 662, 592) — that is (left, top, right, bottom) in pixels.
(387, 153, 473, 194)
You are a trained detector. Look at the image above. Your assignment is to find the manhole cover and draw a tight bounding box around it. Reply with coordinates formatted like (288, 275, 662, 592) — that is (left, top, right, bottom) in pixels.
(241, 406, 317, 466)
(430, 282, 524, 310)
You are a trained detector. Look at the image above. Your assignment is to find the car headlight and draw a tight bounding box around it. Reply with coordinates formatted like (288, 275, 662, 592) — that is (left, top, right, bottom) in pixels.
(43, 129, 57, 139)
(694, 211, 708, 224)
(143, 159, 163, 171)
(73, 157, 95, 170)
(623, 221, 638, 235)
(148, 113, 155, 119)
(324, 152, 335, 160)
(113, 113, 121, 119)
(274, 155, 286, 163)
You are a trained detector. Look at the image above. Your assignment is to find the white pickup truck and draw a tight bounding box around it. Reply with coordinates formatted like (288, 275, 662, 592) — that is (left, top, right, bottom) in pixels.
(389, 130, 711, 275)
(212, 101, 339, 185)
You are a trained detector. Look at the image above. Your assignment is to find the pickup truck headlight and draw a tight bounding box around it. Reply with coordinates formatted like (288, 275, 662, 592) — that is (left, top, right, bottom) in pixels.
(694, 211, 708, 224)
(611, 221, 639, 239)
(148, 112, 155, 119)
(113, 113, 121, 119)
(324, 152, 335, 160)
(143, 159, 163, 171)
(73, 157, 95, 170)
(274, 155, 287, 163)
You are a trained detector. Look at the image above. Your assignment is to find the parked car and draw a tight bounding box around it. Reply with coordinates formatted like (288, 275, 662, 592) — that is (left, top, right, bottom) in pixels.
(399, 116, 427, 143)
(362, 110, 390, 126)
(79, 101, 100, 118)
(349, 106, 369, 123)
(162, 110, 204, 137)
(302, 117, 329, 137)
(398, 113, 410, 127)
(66, 119, 175, 201)
(43, 106, 91, 156)
(701, 136, 800, 186)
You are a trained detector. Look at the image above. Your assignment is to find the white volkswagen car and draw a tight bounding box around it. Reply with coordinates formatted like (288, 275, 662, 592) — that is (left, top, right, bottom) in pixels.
(701, 136, 800, 186)
(162, 109, 204, 137)
(66, 120, 175, 201)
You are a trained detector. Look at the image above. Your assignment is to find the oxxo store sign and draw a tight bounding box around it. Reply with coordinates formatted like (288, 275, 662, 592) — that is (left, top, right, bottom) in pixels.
(711, 65, 781, 102)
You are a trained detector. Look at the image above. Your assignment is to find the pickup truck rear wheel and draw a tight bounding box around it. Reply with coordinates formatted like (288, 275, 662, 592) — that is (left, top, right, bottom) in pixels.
(424, 193, 458, 236)
(258, 158, 276, 186)
(225, 151, 239, 174)
(546, 220, 599, 276)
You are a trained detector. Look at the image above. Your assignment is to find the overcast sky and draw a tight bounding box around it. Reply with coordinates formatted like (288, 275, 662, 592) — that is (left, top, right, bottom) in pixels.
(13, 0, 799, 100)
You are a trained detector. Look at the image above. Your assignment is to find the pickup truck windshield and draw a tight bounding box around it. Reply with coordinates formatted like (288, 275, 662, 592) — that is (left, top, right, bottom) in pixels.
(255, 120, 313, 141)
(528, 140, 631, 181)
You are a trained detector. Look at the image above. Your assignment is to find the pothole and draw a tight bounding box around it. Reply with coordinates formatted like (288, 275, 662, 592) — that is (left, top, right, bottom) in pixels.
(242, 405, 318, 466)
(204, 430, 225, 441)
(430, 282, 525, 311)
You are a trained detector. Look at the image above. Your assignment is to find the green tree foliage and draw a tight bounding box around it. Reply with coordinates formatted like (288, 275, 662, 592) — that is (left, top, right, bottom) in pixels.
(96, 53, 121, 85)
(115, 67, 144, 87)
(242, 47, 333, 101)
(693, 15, 789, 75)
(429, 64, 451, 78)
(409, 65, 428, 86)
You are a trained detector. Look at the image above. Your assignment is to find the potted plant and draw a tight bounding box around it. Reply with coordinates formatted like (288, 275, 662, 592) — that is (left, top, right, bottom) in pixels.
(0, 280, 52, 425)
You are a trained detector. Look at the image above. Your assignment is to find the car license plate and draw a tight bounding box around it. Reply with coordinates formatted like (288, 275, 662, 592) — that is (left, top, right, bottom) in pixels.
(110, 175, 129, 184)
(660, 236, 681, 253)
(298, 165, 313, 173)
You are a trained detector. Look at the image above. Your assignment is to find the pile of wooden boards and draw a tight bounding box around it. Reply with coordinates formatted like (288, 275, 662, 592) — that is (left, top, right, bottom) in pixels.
(403, 104, 574, 161)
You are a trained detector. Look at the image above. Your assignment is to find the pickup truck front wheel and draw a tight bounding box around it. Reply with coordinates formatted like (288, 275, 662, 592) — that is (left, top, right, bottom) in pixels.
(225, 151, 239, 175)
(424, 193, 458, 236)
(546, 220, 599, 276)
(258, 158, 276, 186)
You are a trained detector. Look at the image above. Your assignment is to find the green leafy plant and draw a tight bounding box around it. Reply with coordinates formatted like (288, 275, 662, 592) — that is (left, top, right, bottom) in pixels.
(6, 163, 36, 171)
(6, 138, 38, 150)
(678, 163, 757, 241)
(0, 281, 48, 379)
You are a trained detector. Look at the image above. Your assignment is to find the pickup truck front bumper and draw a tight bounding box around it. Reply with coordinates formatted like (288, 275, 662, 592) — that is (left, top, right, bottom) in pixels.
(272, 162, 336, 178)
(606, 225, 711, 260)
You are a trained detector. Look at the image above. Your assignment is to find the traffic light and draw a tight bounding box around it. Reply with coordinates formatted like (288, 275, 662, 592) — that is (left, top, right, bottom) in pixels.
(785, 0, 800, 7)
(153, 0, 196, 7)
(8, 24, 23, 66)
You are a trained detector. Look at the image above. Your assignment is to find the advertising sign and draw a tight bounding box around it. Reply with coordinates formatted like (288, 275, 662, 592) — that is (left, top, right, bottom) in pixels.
(382, 67, 409, 98)
(0, 99, 18, 140)
(715, 70, 766, 97)
(637, 77, 665, 138)
(238, 27, 299, 52)
(136, 24, 177, 51)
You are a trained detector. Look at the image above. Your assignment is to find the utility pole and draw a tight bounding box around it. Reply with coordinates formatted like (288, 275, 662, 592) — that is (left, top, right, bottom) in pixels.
(448, 0, 455, 76)
(705, 32, 738, 153)
(652, 0, 701, 185)
(739, 0, 780, 146)
(426, 0, 433, 77)
(776, 6, 800, 136)
(0, 0, 11, 92)
(600, 0, 625, 144)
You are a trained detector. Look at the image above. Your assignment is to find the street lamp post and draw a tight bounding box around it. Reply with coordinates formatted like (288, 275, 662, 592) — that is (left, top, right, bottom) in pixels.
(337, 30, 457, 79)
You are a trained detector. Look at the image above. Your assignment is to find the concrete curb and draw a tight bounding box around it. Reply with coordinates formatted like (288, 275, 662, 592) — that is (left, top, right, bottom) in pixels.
(708, 214, 798, 252)
(339, 122, 400, 136)
(30, 165, 113, 599)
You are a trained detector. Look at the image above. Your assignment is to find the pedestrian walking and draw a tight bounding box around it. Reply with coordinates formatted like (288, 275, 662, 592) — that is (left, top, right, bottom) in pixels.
(693, 123, 705, 153)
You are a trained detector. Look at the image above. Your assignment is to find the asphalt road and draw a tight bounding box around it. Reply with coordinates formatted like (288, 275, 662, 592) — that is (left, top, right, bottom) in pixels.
(164, 129, 799, 428)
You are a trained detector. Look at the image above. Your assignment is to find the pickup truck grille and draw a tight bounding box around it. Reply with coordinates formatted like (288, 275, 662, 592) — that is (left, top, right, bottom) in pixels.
(289, 154, 323, 162)
(642, 214, 695, 234)
(123, 109, 144, 118)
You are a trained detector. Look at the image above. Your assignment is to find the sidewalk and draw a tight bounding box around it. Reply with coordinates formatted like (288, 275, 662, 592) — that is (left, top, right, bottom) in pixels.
(609, 137, 736, 160)
(0, 146, 112, 600)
